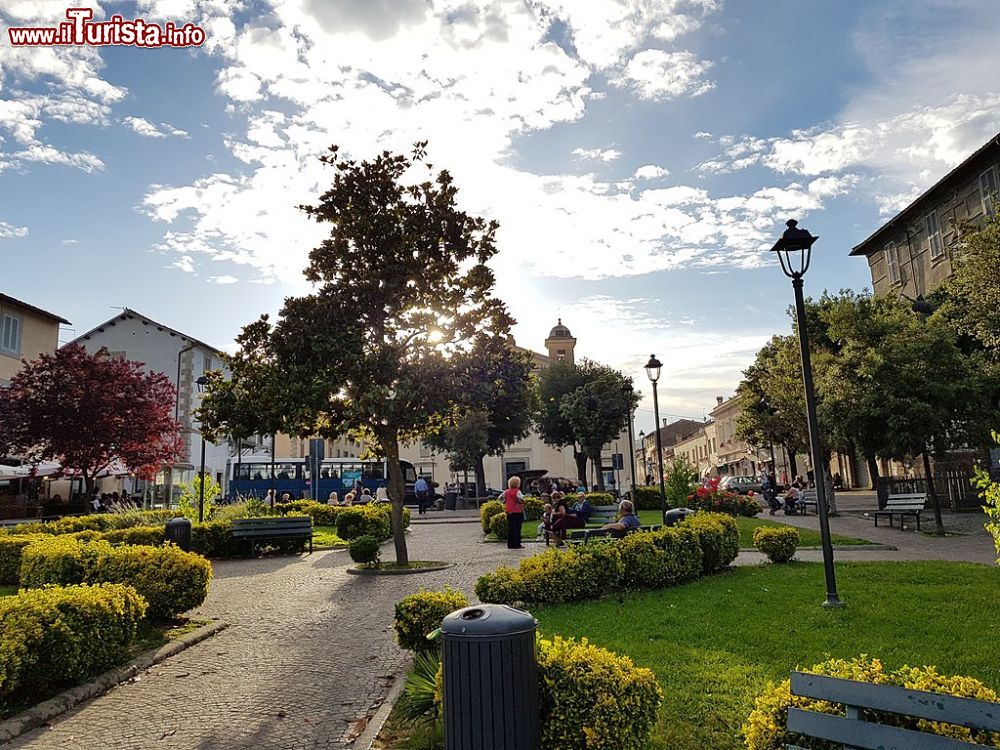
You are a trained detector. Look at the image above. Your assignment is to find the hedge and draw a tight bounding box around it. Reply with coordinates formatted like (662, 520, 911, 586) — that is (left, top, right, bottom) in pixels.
(336, 504, 391, 541)
(684, 512, 740, 573)
(476, 513, 736, 605)
(275, 500, 341, 527)
(0, 583, 146, 704)
(753, 526, 799, 563)
(538, 636, 662, 750)
(744, 656, 1000, 750)
(686, 487, 761, 517)
(19, 537, 212, 620)
(480, 500, 505, 533)
(523, 496, 544, 522)
(348, 535, 381, 567)
(394, 587, 469, 652)
(631, 486, 665, 510)
(489, 512, 509, 540)
(0, 534, 48, 585)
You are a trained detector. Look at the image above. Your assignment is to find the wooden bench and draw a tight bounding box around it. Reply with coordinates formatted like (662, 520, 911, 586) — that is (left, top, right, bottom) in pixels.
(798, 489, 818, 515)
(587, 505, 620, 525)
(231, 516, 314, 555)
(785, 670, 1000, 749)
(868, 493, 926, 530)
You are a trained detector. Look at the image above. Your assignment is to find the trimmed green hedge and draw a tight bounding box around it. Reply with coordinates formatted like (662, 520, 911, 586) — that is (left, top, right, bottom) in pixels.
(476, 512, 738, 605)
(0, 583, 146, 704)
(480, 500, 505, 533)
(19, 537, 212, 620)
(336, 505, 392, 541)
(523, 496, 544, 522)
(394, 587, 469, 652)
(538, 636, 662, 750)
(631, 486, 665, 510)
(0, 535, 48, 585)
(752, 526, 799, 563)
(489, 512, 509, 540)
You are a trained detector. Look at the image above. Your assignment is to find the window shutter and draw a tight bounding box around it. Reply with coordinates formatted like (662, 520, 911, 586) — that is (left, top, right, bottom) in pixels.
(885, 243, 900, 284)
(925, 212, 944, 259)
(981, 167, 998, 218)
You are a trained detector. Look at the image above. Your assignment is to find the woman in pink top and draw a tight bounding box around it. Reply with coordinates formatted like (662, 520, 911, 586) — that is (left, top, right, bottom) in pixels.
(502, 476, 525, 549)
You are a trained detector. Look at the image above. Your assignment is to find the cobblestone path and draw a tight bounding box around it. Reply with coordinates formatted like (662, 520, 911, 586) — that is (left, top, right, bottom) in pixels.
(6, 523, 531, 750)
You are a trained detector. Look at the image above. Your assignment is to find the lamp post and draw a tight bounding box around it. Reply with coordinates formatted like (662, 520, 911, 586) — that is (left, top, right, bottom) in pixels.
(770, 219, 843, 608)
(626, 409, 637, 494)
(195, 375, 209, 523)
(644, 355, 667, 522)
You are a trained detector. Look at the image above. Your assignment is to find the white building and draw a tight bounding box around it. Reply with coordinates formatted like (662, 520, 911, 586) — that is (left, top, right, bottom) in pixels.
(66, 309, 234, 504)
(400, 321, 636, 493)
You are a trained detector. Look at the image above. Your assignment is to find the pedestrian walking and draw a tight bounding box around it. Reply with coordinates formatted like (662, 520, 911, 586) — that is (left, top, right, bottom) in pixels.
(414, 475, 430, 515)
(503, 476, 526, 549)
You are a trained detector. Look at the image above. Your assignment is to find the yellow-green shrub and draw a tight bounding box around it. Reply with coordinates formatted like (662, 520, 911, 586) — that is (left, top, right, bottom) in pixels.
(0, 583, 146, 703)
(585, 491, 615, 506)
(685, 512, 740, 572)
(474, 566, 523, 604)
(753, 526, 799, 564)
(91, 544, 212, 620)
(538, 636, 662, 750)
(479, 543, 624, 605)
(744, 655, 1000, 750)
(101, 526, 166, 547)
(276, 500, 341, 527)
(20, 537, 111, 588)
(191, 519, 239, 558)
(489, 512, 509, 540)
(619, 526, 702, 589)
(631, 485, 664, 510)
(394, 587, 469, 652)
(336, 505, 391, 541)
(523, 496, 544, 522)
(480, 499, 505, 533)
(0, 535, 47, 585)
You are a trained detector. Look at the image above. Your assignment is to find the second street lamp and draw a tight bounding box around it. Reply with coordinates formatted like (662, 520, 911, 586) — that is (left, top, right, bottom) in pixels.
(644, 354, 668, 522)
(196, 375, 209, 523)
(770, 219, 843, 608)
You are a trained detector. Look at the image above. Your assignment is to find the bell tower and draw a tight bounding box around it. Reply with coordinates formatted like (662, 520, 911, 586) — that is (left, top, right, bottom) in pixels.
(544, 319, 576, 365)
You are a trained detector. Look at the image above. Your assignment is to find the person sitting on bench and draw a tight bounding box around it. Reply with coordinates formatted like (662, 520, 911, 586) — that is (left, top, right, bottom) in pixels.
(601, 499, 640, 533)
(782, 485, 802, 515)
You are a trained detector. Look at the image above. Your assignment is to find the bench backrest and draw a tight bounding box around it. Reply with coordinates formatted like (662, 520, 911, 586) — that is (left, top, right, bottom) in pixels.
(589, 505, 619, 519)
(231, 517, 313, 534)
(787, 671, 1000, 749)
(799, 489, 817, 502)
(885, 493, 926, 510)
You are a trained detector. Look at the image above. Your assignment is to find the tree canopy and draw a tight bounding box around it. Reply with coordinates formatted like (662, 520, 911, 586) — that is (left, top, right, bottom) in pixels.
(0, 344, 182, 494)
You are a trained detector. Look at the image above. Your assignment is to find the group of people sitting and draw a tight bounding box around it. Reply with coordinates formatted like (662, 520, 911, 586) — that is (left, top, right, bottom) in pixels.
(764, 474, 811, 516)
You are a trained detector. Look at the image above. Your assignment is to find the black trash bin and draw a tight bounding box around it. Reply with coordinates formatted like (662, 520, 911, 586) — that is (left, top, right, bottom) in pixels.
(441, 604, 540, 750)
(164, 517, 193, 551)
(663, 507, 695, 526)
(444, 491, 457, 511)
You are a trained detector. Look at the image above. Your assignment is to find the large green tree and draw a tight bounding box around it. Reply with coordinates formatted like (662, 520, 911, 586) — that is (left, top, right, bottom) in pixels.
(425, 338, 534, 496)
(207, 144, 512, 564)
(559, 368, 639, 491)
(534, 361, 593, 484)
(938, 214, 1000, 355)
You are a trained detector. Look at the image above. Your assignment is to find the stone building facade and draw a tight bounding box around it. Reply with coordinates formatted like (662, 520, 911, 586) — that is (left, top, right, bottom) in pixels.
(851, 132, 999, 296)
(0, 293, 69, 387)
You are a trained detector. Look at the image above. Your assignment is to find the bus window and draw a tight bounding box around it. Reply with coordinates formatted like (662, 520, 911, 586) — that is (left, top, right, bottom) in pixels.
(404, 465, 417, 483)
(275, 463, 298, 480)
(251, 467, 269, 481)
(363, 462, 385, 481)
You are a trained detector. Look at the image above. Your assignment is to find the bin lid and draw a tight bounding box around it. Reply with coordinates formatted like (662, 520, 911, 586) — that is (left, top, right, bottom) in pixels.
(166, 516, 192, 526)
(441, 604, 536, 637)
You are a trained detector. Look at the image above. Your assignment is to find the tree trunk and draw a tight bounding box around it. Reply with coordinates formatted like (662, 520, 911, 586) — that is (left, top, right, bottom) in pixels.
(382, 432, 410, 565)
(786, 449, 798, 479)
(473, 454, 487, 498)
(865, 450, 884, 507)
(573, 448, 587, 487)
(921, 450, 945, 536)
(589, 450, 605, 491)
(822, 461, 838, 516)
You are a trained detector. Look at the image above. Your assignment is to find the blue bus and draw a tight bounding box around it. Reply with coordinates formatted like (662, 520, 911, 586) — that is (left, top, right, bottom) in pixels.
(228, 456, 419, 504)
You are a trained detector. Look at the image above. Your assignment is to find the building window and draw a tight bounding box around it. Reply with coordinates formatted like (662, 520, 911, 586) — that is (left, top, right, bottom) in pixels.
(925, 212, 944, 260)
(203, 354, 213, 373)
(884, 242, 900, 284)
(108, 350, 127, 360)
(0, 313, 22, 356)
(980, 167, 998, 218)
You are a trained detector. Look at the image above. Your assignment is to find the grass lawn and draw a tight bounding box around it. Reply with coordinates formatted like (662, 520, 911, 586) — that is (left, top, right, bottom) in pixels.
(0, 585, 17, 597)
(313, 526, 348, 547)
(535, 561, 1000, 750)
(635, 511, 872, 547)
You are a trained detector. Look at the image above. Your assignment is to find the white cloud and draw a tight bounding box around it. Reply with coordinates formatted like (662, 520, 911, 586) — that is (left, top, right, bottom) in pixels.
(123, 116, 189, 138)
(209, 274, 239, 284)
(573, 146, 621, 163)
(61, 238, 79, 245)
(633, 164, 669, 180)
(170, 255, 195, 273)
(0, 221, 28, 239)
(612, 49, 714, 101)
(694, 131, 712, 140)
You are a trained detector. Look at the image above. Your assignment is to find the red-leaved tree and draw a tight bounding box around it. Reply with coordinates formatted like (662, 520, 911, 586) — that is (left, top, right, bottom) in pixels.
(0, 344, 183, 495)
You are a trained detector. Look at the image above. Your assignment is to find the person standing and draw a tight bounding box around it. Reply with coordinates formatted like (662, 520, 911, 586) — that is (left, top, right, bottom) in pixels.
(414, 475, 430, 515)
(503, 476, 525, 549)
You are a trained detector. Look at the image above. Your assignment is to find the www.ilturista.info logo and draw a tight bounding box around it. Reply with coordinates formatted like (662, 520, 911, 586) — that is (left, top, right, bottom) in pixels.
(7, 8, 206, 47)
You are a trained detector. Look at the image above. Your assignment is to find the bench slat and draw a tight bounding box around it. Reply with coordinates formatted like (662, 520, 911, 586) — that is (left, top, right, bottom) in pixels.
(232, 530, 312, 538)
(791, 673, 1000, 732)
(787, 708, 984, 750)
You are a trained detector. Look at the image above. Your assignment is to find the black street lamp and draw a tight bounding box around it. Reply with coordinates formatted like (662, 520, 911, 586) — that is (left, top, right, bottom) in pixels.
(644, 355, 668, 522)
(195, 375, 209, 523)
(639, 430, 648, 484)
(771, 219, 843, 608)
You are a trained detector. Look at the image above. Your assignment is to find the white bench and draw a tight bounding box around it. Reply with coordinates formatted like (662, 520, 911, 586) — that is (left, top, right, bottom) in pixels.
(798, 489, 818, 514)
(868, 493, 926, 531)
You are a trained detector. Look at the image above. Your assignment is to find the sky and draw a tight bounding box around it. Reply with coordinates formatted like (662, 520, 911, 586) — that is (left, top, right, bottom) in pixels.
(3, 0, 1000, 433)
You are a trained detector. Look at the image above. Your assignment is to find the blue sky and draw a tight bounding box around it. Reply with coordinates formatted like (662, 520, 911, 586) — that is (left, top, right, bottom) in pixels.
(3, 0, 1000, 431)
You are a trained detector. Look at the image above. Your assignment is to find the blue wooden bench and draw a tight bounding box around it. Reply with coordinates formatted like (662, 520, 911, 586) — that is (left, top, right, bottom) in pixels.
(786, 670, 1000, 749)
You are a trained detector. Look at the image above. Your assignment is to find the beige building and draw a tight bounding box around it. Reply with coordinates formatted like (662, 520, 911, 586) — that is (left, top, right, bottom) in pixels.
(400, 321, 635, 493)
(0, 293, 69, 387)
(851, 132, 999, 296)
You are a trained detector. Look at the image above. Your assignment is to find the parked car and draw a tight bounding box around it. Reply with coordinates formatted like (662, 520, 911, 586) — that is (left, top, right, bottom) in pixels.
(718, 475, 765, 495)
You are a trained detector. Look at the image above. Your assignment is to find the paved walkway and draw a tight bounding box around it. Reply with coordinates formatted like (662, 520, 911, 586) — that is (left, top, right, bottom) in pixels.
(5, 506, 995, 750)
(5, 527, 534, 750)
